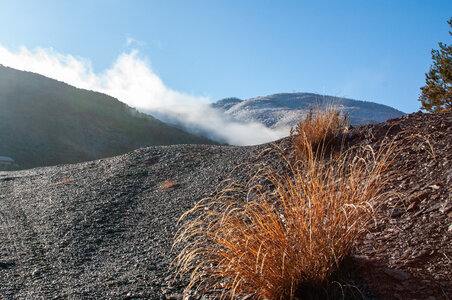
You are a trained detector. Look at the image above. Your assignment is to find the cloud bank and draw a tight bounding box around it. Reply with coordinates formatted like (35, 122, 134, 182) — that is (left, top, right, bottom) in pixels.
(0, 44, 290, 145)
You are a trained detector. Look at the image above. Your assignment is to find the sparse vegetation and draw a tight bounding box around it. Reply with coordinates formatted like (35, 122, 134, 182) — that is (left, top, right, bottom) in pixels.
(290, 105, 348, 159)
(173, 108, 394, 299)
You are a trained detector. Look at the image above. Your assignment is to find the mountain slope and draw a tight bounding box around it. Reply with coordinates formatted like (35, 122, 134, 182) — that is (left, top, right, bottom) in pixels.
(0, 65, 214, 170)
(212, 92, 405, 127)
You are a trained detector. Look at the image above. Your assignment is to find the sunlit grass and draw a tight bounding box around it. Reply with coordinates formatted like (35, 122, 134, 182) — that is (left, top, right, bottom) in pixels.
(291, 105, 348, 159)
(172, 108, 394, 299)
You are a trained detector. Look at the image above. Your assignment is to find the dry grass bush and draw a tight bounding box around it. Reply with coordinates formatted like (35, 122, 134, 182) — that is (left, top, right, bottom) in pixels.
(173, 147, 394, 299)
(291, 105, 348, 159)
(172, 108, 395, 299)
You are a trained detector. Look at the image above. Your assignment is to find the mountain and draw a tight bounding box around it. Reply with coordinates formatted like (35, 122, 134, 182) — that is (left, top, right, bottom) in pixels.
(0, 111, 450, 298)
(0, 65, 214, 170)
(212, 93, 405, 128)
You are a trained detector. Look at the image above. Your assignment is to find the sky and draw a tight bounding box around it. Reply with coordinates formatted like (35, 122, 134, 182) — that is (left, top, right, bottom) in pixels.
(0, 1, 451, 144)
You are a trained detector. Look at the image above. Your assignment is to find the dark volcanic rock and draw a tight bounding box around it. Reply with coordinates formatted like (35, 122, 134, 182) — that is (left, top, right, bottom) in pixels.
(347, 111, 452, 299)
(0, 111, 451, 299)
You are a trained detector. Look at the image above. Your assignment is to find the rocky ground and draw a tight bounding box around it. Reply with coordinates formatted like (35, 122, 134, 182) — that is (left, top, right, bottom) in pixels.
(348, 111, 451, 300)
(0, 111, 451, 299)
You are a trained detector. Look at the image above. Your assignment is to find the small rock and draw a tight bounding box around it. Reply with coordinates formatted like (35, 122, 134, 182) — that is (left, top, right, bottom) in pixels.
(424, 203, 440, 214)
(429, 184, 440, 190)
(121, 291, 134, 300)
(413, 249, 429, 259)
(407, 190, 430, 204)
(400, 247, 412, 260)
(32, 268, 41, 276)
(393, 293, 403, 300)
(365, 233, 374, 240)
(384, 268, 411, 281)
(406, 201, 417, 211)
(0, 261, 14, 269)
(448, 224, 452, 232)
(391, 207, 405, 218)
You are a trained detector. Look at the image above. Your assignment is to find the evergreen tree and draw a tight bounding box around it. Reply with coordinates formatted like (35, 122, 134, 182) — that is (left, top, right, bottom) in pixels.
(419, 18, 452, 112)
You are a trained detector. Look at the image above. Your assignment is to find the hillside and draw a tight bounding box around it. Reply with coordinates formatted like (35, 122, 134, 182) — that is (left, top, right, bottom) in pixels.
(212, 93, 405, 128)
(0, 66, 214, 170)
(0, 111, 450, 299)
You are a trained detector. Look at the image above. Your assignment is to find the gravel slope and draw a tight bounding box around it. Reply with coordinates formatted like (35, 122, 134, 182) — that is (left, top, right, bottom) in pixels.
(0, 111, 451, 299)
(0, 143, 271, 299)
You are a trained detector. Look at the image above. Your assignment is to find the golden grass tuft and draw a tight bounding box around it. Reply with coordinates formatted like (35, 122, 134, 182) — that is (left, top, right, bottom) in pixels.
(172, 107, 395, 299)
(291, 105, 348, 159)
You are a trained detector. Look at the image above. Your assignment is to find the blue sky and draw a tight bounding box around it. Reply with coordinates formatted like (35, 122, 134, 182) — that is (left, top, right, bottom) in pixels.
(0, 0, 451, 114)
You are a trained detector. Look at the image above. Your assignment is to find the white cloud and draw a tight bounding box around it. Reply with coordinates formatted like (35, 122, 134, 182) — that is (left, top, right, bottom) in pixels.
(125, 37, 147, 48)
(152, 105, 291, 145)
(0, 44, 290, 145)
(0, 45, 205, 109)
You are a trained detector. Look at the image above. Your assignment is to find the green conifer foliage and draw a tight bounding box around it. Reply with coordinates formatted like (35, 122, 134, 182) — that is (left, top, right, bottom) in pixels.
(419, 18, 452, 112)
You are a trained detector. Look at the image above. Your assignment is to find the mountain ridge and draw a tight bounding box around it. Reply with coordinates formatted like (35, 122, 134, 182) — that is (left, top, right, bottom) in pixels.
(0, 65, 214, 170)
(212, 92, 405, 128)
